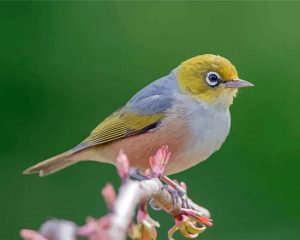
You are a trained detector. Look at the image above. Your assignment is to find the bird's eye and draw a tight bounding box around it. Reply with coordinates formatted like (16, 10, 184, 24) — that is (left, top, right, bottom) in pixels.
(206, 72, 221, 87)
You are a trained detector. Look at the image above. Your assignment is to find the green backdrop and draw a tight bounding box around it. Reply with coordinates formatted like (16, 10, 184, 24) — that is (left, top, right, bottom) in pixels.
(0, 1, 299, 239)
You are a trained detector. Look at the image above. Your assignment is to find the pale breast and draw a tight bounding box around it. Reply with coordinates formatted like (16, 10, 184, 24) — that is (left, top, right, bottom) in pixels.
(164, 95, 231, 174)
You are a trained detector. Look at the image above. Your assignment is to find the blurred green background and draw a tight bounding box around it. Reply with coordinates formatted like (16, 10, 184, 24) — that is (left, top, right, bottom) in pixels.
(0, 1, 299, 239)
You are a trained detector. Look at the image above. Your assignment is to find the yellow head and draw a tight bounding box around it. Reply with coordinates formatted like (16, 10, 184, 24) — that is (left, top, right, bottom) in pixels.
(177, 54, 253, 106)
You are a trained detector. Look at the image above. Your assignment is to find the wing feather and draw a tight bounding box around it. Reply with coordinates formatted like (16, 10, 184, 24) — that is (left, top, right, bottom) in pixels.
(72, 110, 164, 152)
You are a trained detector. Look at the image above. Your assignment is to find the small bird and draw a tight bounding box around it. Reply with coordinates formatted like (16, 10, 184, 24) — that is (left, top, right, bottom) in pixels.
(24, 54, 253, 177)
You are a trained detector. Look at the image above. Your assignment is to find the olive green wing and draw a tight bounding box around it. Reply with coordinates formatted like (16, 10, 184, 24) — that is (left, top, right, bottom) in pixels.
(72, 109, 164, 152)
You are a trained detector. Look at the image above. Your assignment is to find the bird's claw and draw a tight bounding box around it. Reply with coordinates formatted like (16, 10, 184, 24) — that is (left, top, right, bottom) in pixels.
(165, 185, 191, 211)
(160, 176, 192, 210)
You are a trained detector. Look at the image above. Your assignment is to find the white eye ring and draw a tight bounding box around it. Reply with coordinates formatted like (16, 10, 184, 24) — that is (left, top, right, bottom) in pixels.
(206, 72, 221, 87)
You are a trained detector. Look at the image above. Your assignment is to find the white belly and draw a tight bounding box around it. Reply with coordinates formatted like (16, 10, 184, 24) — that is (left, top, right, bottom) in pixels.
(166, 96, 231, 174)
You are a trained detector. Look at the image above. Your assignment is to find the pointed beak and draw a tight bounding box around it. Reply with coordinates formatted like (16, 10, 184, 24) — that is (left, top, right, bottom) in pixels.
(224, 79, 254, 88)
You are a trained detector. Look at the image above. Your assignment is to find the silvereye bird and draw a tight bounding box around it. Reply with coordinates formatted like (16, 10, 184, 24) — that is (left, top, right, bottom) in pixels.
(24, 54, 253, 177)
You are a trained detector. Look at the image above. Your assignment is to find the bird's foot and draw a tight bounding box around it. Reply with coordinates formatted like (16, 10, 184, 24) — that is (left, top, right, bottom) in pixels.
(128, 169, 191, 212)
(160, 176, 191, 210)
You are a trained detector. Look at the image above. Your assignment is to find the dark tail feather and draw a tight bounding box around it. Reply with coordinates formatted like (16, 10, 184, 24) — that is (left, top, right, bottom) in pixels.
(23, 151, 77, 177)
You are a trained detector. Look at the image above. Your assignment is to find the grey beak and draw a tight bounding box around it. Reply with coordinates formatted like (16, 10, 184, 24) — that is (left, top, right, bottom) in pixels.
(224, 79, 254, 88)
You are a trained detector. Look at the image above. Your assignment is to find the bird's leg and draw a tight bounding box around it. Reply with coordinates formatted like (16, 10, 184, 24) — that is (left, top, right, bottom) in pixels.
(128, 168, 150, 181)
(160, 175, 191, 209)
